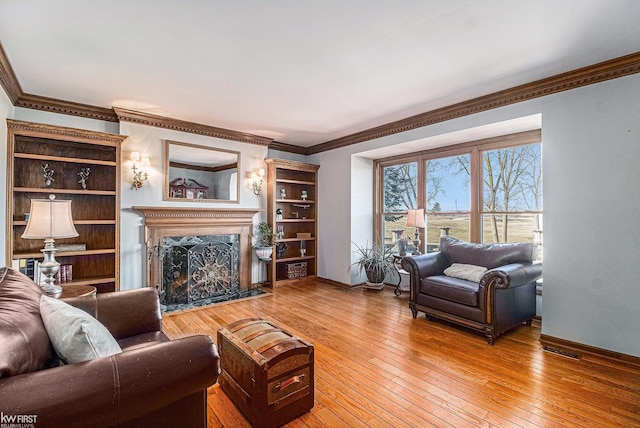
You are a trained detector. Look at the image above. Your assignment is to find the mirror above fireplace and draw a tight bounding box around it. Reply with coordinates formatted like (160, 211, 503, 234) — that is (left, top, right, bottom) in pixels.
(165, 140, 240, 203)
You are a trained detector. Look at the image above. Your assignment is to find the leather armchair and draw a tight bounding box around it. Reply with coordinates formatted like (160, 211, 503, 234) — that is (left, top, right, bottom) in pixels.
(0, 267, 219, 427)
(402, 236, 542, 344)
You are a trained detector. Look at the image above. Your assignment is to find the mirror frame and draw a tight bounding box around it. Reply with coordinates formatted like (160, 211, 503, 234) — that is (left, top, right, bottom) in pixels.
(164, 140, 241, 203)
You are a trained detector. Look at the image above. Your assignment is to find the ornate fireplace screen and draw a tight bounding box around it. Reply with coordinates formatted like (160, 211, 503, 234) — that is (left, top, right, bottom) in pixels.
(158, 234, 240, 307)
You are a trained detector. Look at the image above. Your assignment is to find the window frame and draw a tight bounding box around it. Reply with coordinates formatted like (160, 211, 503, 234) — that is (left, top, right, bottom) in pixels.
(374, 130, 541, 249)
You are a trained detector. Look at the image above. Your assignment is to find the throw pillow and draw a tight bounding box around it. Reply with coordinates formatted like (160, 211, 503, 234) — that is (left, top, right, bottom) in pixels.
(443, 263, 488, 283)
(40, 295, 122, 364)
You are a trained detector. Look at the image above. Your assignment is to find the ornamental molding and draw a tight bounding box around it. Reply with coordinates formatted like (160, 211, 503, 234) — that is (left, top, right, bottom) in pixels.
(307, 51, 640, 154)
(133, 207, 259, 227)
(6, 119, 127, 144)
(115, 107, 273, 147)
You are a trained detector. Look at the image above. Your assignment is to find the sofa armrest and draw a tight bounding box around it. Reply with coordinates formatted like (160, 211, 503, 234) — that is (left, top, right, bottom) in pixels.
(0, 335, 219, 428)
(63, 287, 162, 340)
(480, 262, 543, 290)
(402, 252, 448, 278)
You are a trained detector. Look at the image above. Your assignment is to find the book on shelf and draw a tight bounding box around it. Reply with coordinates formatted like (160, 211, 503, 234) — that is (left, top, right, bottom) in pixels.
(55, 264, 73, 284)
(13, 258, 36, 279)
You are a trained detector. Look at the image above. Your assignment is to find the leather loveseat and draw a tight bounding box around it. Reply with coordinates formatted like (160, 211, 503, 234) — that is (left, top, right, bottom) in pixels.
(0, 267, 220, 427)
(402, 236, 542, 344)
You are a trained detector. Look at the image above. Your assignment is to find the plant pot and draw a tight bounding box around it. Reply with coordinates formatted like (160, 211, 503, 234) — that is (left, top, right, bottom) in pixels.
(365, 268, 386, 284)
(255, 246, 273, 261)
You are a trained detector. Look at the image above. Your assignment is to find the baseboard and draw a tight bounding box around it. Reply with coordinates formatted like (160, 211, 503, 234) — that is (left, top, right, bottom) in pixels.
(539, 334, 640, 367)
(316, 277, 354, 288)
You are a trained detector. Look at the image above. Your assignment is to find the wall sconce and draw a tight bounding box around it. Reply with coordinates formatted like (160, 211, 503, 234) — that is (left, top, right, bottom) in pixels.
(251, 168, 265, 196)
(131, 151, 150, 190)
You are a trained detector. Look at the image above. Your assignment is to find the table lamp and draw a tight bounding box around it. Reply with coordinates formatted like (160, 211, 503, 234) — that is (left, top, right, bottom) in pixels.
(405, 209, 425, 255)
(22, 194, 79, 295)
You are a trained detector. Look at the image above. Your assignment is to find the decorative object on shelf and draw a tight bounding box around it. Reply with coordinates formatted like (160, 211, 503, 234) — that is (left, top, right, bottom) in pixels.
(296, 232, 311, 239)
(292, 203, 310, 219)
(130, 151, 150, 190)
(57, 244, 87, 252)
(349, 241, 396, 286)
(251, 168, 265, 196)
(21, 194, 79, 295)
(276, 208, 283, 220)
(301, 190, 308, 200)
(283, 261, 308, 279)
(280, 188, 286, 199)
(276, 225, 284, 239)
(406, 209, 426, 255)
(276, 242, 287, 259)
(42, 163, 55, 188)
(253, 222, 277, 261)
(77, 167, 91, 190)
(300, 240, 307, 257)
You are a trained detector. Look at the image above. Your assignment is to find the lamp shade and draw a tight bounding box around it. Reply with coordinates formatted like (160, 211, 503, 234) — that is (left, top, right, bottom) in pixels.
(405, 209, 425, 228)
(22, 196, 79, 239)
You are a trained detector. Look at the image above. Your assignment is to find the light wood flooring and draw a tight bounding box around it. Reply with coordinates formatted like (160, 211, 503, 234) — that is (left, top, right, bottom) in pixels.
(162, 281, 640, 428)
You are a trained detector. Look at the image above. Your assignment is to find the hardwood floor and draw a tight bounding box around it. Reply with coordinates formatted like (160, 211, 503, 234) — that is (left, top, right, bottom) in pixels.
(162, 281, 640, 428)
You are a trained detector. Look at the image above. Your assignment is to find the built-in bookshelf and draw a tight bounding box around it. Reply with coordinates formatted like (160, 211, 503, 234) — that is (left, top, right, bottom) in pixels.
(265, 158, 319, 287)
(5, 120, 125, 293)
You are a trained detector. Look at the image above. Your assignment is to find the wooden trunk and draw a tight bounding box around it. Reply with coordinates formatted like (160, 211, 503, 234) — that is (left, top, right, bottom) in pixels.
(217, 317, 314, 428)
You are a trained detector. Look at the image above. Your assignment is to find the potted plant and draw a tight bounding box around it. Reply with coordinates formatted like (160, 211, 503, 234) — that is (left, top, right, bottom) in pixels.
(253, 222, 277, 260)
(349, 241, 396, 287)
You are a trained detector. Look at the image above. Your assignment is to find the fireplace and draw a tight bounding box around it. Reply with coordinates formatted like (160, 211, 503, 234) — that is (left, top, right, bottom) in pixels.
(133, 207, 259, 311)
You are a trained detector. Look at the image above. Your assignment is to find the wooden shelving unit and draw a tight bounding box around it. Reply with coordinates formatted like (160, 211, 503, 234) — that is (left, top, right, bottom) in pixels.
(265, 158, 319, 287)
(5, 119, 125, 293)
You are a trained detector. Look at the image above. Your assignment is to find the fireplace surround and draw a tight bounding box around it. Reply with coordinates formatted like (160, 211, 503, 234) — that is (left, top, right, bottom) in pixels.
(133, 207, 259, 311)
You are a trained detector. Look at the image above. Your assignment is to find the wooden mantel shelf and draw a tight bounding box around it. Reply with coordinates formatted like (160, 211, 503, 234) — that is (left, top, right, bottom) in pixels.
(132, 207, 258, 227)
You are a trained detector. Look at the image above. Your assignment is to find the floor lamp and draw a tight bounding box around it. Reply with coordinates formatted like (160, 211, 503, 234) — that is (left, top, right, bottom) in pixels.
(21, 195, 79, 295)
(405, 209, 425, 255)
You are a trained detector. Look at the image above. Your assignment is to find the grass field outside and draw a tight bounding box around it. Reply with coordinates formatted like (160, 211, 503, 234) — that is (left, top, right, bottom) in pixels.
(383, 213, 543, 261)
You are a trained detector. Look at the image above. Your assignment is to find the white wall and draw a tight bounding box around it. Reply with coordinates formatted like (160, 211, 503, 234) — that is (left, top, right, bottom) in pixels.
(314, 74, 640, 357)
(118, 121, 269, 290)
(541, 75, 640, 356)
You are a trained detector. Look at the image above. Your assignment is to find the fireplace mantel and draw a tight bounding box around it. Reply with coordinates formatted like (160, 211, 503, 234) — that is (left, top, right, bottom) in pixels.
(133, 207, 259, 293)
(133, 207, 258, 227)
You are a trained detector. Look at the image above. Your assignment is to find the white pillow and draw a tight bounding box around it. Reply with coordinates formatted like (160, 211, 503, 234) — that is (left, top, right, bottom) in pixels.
(443, 263, 488, 283)
(40, 295, 122, 364)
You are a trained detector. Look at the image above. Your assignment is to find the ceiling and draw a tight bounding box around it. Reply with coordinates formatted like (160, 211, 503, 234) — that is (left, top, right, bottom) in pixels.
(1, 1, 639, 149)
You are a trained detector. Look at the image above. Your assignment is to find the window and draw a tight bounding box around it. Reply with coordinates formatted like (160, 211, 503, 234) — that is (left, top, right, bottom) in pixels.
(425, 154, 470, 250)
(381, 162, 417, 249)
(375, 131, 542, 261)
(482, 144, 542, 243)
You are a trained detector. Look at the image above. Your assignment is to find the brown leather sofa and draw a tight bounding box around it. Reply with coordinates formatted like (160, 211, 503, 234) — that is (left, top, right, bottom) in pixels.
(0, 267, 220, 427)
(402, 236, 542, 344)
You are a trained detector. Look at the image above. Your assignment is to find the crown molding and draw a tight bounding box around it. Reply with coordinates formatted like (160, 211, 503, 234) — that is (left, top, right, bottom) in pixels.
(307, 51, 640, 154)
(7, 119, 127, 144)
(114, 107, 273, 146)
(15, 93, 119, 122)
(0, 41, 23, 104)
(268, 140, 308, 155)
